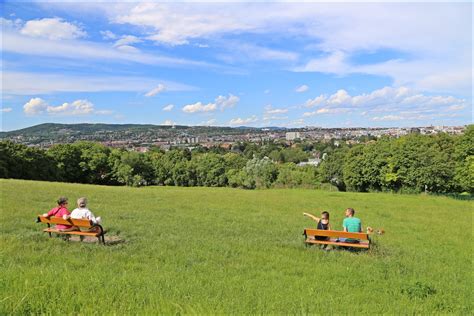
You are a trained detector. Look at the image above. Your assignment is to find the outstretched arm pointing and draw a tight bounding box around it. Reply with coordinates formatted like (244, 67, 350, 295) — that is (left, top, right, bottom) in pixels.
(303, 212, 321, 223)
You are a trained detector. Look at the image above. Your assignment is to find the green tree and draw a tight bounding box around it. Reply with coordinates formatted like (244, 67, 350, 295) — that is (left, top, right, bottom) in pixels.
(75, 142, 113, 184)
(319, 147, 348, 191)
(244, 156, 278, 189)
(47, 144, 84, 182)
(0, 141, 59, 181)
(192, 153, 227, 187)
(454, 125, 474, 193)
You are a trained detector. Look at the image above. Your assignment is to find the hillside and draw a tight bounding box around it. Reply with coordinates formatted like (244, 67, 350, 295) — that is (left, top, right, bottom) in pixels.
(0, 179, 472, 314)
(0, 123, 277, 147)
(0, 123, 261, 141)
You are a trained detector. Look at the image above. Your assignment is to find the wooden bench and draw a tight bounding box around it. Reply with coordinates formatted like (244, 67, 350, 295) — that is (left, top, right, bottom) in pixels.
(303, 229, 371, 249)
(37, 216, 106, 244)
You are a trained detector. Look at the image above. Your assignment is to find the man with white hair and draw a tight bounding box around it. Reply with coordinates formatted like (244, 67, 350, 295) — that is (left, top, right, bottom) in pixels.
(69, 197, 102, 232)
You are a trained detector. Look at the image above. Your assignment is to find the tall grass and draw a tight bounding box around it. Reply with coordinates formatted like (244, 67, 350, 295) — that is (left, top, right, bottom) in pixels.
(0, 179, 472, 314)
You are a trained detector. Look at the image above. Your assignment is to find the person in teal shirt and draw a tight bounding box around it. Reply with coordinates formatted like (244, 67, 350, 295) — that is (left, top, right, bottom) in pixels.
(342, 208, 362, 243)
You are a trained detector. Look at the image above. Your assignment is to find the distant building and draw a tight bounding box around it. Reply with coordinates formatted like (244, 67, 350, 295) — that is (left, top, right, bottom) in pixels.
(298, 158, 321, 167)
(286, 132, 300, 141)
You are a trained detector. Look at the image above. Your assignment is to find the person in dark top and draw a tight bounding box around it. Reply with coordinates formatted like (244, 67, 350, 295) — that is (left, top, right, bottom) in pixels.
(303, 211, 331, 240)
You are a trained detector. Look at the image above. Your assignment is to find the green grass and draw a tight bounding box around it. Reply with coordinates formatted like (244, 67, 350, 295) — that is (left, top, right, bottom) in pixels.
(0, 179, 472, 314)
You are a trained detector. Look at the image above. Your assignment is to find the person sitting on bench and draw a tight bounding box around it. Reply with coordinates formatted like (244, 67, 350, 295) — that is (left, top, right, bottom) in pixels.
(42, 197, 77, 232)
(66, 197, 102, 233)
(341, 208, 362, 243)
(303, 211, 331, 240)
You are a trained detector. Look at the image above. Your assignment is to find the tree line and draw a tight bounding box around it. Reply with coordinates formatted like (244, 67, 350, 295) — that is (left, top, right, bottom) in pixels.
(1, 125, 472, 194)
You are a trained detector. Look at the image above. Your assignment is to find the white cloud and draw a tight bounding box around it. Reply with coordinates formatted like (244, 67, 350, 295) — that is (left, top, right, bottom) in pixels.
(23, 98, 48, 115)
(2, 30, 212, 68)
(182, 94, 239, 113)
(182, 102, 217, 113)
(295, 50, 471, 96)
(222, 42, 298, 62)
(294, 51, 349, 74)
(215, 94, 239, 110)
(162, 104, 174, 111)
(267, 109, 288, 114)
(100, 30, 117, 40)
(264, 89, 271, 94)
(0, 17, 22, 30)
(116, 45, 140, 54)
(263, 115, 288, 122)
(264, 104, 288, 115)
(263, 105, 290, 122)
(45, 99, 94, 115)
(301, 86, 469, 118)
(114, 35, 141, 53)
(448, 104, 466, 111)
(327, 89, 352, 106)
(371, 115, 404, 122)
(229, 115, 258, 126)
(1, 108, 13, 113)
(23, 98, 102, 116)
(20, 18, 86, 40)
(3, 71, 195, 95)
(295, 85, 309, 93)
(305, 95, 326, 108)
(303, 107, 350, 117)
(145, 84, 166, 97)
(114, 35, 141, 47)
(113, 3, 256, 46)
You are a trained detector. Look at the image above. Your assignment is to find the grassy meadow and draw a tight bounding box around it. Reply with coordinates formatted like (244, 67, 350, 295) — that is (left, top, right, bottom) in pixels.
(0, 179, 472, 314)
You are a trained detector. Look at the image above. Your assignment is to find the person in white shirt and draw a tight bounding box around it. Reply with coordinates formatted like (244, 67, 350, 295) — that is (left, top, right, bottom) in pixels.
(69, 197, 102, 232)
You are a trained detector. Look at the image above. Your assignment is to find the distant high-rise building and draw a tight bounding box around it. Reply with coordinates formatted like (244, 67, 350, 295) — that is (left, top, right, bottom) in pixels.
(286, 132, 300, 141)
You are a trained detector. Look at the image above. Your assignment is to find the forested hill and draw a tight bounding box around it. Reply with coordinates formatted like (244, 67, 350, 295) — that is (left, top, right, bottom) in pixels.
(1, 123, 164, 135)
(0, 123, 266, 145)
(0, 123, 258, 137)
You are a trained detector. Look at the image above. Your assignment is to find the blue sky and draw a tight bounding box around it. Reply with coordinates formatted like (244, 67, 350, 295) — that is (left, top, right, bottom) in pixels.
(1, 0, 472, 131)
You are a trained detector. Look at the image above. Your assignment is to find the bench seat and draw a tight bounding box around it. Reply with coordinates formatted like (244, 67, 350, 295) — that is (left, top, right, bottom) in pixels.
(303, 229, 371, 249)
(42, 228, 103, 237)
(305, 237, 370, 248)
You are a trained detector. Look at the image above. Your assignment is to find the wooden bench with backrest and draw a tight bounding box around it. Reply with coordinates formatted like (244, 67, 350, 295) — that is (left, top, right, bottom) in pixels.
(37, 216, 106, 244)
(303, 229, 371, 249)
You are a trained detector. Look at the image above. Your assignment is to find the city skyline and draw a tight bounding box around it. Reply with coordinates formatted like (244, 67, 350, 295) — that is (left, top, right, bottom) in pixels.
(1, 1, 472, 131)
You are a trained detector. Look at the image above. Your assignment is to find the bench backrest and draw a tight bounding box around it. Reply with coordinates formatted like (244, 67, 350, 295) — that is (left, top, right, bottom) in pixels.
(304, 229, 369, 241)
(37, 216, 93, 228)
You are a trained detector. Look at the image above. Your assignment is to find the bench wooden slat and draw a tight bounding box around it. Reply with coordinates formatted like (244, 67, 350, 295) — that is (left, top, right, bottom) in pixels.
(38, 216, 93, 228)
(43, 228, 102, 237)
(305, 238, 370, 249)
(304, 229, 369, 240)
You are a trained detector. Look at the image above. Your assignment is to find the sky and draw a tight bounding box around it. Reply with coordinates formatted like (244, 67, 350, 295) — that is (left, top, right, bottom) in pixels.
(1, 0, 472, 131)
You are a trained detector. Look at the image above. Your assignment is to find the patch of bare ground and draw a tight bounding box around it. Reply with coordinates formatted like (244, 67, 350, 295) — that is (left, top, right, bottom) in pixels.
(68, 235, 125, 245)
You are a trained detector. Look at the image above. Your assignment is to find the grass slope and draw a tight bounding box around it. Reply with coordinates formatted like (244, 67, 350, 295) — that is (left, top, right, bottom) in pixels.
(0, 179, 472, 314)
